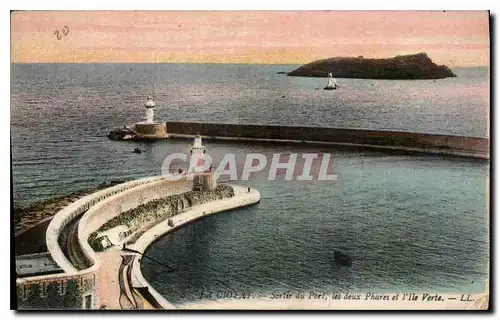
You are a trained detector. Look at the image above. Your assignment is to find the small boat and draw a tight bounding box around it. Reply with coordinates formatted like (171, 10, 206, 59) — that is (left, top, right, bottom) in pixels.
(333, 250, 352, 268)
(133, 147, 142, 154)
(324, 72, 337, 90)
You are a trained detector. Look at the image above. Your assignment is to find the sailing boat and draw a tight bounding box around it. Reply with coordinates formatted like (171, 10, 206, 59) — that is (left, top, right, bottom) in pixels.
(324, 72, 337, 90)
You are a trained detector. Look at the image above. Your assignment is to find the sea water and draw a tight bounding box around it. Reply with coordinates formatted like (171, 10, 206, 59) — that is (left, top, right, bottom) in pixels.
(10, 63, 489, 305)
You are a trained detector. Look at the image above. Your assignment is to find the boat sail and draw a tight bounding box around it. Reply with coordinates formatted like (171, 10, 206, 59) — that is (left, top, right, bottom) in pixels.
(324, 72, 337, 90)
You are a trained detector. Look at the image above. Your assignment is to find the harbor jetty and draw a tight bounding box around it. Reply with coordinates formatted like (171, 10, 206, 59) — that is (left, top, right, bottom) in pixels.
(109, 121, 489, 159)
(105, 93, 488, 160)
(15, 136, 260, 310)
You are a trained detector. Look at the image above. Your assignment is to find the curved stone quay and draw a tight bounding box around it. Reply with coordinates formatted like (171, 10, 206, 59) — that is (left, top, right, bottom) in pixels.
(15, 175, 260, 310)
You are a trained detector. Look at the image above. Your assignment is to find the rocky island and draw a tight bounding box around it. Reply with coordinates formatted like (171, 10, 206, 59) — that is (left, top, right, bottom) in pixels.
(287, 53, 456, 79)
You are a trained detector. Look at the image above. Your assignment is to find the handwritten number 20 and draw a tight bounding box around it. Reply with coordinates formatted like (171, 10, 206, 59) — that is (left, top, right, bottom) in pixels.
(54, 26, 70, 40)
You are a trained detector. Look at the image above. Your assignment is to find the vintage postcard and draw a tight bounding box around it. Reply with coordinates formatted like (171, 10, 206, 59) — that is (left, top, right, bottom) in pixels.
(11, 10, 490, 310)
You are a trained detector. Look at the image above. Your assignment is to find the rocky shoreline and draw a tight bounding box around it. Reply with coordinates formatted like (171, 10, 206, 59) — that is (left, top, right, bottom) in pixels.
(14, 180, 125, 256)
(287, 52, 456, 79)
(14, 180, 125, 236)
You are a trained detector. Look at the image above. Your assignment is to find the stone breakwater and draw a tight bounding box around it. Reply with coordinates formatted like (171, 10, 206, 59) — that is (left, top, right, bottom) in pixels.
(128, 185, 261, 309)
(17, 176, 259, 310)
(107, 122, 489, 159)
(165, 122, 489, 159)
(16, 176, 175, 310)
(88, 185, 235, 251)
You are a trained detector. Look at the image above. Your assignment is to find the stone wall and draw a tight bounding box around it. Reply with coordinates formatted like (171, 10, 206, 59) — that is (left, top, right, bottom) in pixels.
(166, 121, 489, 158)
(18, 176, 168, 310)
(134, 123, 168, 138)
(46, 176, 166, 274)
(88, 185, 234, 251)
(129, 185, 261, 309)
(16, 271, 98, 310)
(79, 178, 193, 248)
(16, 177, 257, 310)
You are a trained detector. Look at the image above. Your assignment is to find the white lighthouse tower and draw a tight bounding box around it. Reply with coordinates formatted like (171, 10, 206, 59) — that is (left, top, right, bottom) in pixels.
(144, 95, 155, 124)
(190, 135, 216, 191)
(190, 134, 207, 172)
(191, 134, 205, 154)
(132, 95, 168, 139)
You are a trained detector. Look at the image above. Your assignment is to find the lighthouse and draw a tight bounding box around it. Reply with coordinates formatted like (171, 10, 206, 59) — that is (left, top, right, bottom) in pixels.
(190, 135, 216, 191)
(190, 134, 207, 172)
(132, 95, 168, 139)
(144, 95, 155, 124)
(191, 134, 205, 154)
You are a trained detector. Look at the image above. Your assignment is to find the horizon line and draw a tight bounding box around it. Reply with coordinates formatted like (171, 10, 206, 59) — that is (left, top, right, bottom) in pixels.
(9, 61, 489, 68)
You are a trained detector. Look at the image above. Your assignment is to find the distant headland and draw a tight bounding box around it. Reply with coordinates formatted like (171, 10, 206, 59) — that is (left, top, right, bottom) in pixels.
(286, 53, 456, 79)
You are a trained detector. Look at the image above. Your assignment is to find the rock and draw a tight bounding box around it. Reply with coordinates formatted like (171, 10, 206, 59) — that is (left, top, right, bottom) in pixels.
(107, 127, 138, 141)
(287, 53, 456, 79)
(277, 71, 287, 74)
